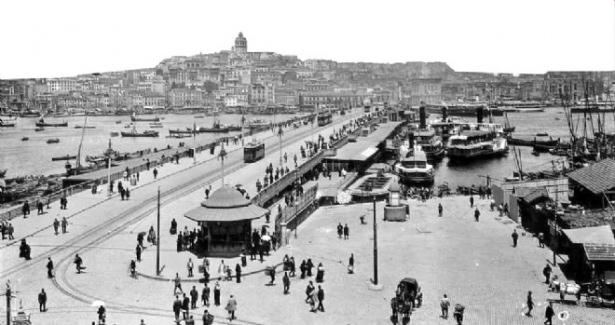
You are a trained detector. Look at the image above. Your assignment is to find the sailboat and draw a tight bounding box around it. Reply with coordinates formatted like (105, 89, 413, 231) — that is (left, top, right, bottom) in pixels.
(503, 113, 515, 133)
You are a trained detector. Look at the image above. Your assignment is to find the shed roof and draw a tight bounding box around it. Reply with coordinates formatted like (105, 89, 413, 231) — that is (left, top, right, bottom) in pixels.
(567, 159, 615, 194)
(518, 187, 550, 203)
(583, 244, 615, 261)
(562, 225, 615, 245)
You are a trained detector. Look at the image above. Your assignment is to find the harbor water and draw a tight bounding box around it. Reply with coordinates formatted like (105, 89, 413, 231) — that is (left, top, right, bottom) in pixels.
(0, 107, 607, 188)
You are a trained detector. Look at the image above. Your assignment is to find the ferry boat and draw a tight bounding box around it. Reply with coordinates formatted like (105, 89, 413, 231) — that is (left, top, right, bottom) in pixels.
(413, 128, 445, 161)
(394, 145, 435, 183)
(199, 122, 229, 133)
(425, 104, 503, 117)
(447, 130, 508, 161)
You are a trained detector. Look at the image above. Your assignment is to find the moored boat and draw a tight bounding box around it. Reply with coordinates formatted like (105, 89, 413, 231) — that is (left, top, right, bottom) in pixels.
(36, 118, 68, 127)
(75, 125, 95, 129)
(395, 146, 435, 183)
(35, 127, 45, 132)
(21, 137, 29, 141)
(121, 129, 159, 137)
(52, 154, 77, 161)
(47, 138, 60, 144)
(413, 128, 445, 161)
(130, 113, 160, 122)
(447, 130, 508, 161)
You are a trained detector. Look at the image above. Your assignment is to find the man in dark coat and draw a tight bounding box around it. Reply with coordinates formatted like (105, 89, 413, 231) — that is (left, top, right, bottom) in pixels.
(38, 289, 47, 312)
(182, 293, 190, 319)
(474, 208, 480, 222)
(317, 285, 325, 312)
(543, 264, 552, 284)
(136, 244, 142, 262)
(337, 223, 343, 239)
(235, 264, 242, 283)
(202, 284, 210, 306)
(173, 296, 182, 321)
(343, 224, 349, 239)
(544, 302, 554, 325)
(202, 310, 214, 325)
(283, 272, 290, 294)
(512, 229, 519, 247)
(46, 257, 54, 278)
(190, 286, 199, 309)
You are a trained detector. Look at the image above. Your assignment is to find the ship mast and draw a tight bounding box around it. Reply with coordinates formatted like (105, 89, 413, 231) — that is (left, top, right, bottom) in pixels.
(75, 112, 88, 170)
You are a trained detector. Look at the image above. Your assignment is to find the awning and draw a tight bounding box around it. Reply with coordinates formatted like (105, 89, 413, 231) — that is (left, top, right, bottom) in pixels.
(562, 225, 615, 245)
(583, 244, 615, 262)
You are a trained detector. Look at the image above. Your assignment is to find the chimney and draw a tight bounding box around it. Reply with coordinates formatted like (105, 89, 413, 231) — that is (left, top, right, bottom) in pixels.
(419, 106, 426, 129)
(476, 106, 484, 124)
(441, 105, 448, 122)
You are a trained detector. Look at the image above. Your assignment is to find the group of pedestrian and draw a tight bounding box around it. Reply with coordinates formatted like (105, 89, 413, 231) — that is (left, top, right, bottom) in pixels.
(0, 221, 15, 240)
(117, 180, 131, 200)
(52, 216, 68, 235)
(305, 281, 325, 312)
(336, 222, 350, 239)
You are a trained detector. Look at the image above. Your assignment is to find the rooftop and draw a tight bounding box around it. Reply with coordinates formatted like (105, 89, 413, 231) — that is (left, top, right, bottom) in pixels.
(567, 159, 615, 194)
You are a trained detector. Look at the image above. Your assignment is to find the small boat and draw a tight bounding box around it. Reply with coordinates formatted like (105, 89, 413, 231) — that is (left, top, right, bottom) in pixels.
(75, 125, 96, 129)
(21, 137, 29, 141)
(115, 120, 122, 124)
(150, 124, 164, 128)
(536, 132, 549, 137)
(35, 127, 45, 132)
(121, 127, 159, 137)
(110, 132, 119, 137)
(131, 113, 160, 122)
(47, 138, 60, 144)
(36, 118, 68, 127)
(166, 134, 192, 139)
(51, 154, 76, 161)
(0, 118, 16, 127)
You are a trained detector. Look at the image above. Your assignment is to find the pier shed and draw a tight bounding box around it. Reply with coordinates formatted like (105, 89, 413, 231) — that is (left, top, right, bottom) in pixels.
(324, 121, 402, 173)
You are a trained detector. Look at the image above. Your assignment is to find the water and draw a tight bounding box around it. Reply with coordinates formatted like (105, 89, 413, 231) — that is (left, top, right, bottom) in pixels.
(1, 107, 608, 187)
(0, 113, 299, 177)
(431, 106, 610, 189)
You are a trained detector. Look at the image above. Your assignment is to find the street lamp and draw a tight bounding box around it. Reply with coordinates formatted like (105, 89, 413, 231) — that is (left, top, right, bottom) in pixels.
(193, 119, 197, 165)
(278, 125, 283, 167)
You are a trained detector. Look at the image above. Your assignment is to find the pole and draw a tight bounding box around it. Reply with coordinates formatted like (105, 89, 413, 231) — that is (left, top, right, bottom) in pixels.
(193, 120, 197, 165)
(279, 126, 283, 167)
(156, 187, 161, 275)
(106, 138, 112, 196)
(372, 197, 378, 285)
(6, 286, 10, 325)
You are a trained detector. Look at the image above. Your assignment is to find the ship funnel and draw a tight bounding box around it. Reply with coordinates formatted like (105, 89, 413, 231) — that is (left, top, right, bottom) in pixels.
(408, 131, 415, 149)
(476, 106, 484, 123)
(441, 105, 448, 122)
(419, 106, 426, 129)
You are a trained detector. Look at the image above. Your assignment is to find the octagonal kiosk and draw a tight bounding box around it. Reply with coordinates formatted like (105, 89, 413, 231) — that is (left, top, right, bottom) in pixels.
(184, 185, 268, 257)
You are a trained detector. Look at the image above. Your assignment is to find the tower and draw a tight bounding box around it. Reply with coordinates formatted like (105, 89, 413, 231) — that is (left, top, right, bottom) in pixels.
(233, 32, 247, 55)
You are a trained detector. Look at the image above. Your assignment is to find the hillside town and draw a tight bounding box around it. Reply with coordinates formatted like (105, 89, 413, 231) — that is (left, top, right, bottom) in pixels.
(2, 32, 615, 116)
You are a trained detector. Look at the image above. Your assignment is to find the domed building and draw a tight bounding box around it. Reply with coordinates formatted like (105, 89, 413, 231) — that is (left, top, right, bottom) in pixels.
(184, 185, 267, 257)
(232, 32, 248, 55)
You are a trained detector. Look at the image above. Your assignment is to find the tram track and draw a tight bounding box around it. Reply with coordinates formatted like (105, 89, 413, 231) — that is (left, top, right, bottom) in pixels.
(2, 114, 360, 322)
(0, 115, 355, 280)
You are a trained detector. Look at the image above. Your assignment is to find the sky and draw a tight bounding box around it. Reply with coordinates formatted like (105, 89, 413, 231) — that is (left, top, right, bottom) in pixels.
(0, 0, 614, 78)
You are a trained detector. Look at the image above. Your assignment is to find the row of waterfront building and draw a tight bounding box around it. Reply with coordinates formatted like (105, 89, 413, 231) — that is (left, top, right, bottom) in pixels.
(2, 32, 615, 114)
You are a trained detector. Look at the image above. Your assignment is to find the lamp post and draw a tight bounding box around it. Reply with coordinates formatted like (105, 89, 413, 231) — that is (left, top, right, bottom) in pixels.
(156, 187, 161, 275)
(219, 142, 227, 187)
(193, 120, 197, 165)
(278, 125, 283, 167)
(106, 138, 112, 197)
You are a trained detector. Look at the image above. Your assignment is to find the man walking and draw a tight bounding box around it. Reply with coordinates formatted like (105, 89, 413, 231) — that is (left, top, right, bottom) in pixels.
(235, 263, 242, 283)
(173, 296, 182, 322)
(317, 285, 325, 312)
(438, 203, 443, 217)
(337, 223, 343, 239)
(182, 293, 190, 320)
(525, 291, 534, 317)
(512, 229, 519, 247)
(544, 301, 554, 324)
(38, 288, 47, 312)
(136, 244, 142, 262)
(283, 271, 290, 294)
(474, 208, 480, 222)
(202, 284, 210, 306)
(53, 218, 59, 235)
(46, 257, 54, 278)
(225, 295, 237, 321)
(469, 195, 474, 207)
(343, 223, 349, 239)
(174, 273, 182, 295)
(61, 217, 68, 233)
(543, 264, 552, 284)
(440, 294, 450, 319)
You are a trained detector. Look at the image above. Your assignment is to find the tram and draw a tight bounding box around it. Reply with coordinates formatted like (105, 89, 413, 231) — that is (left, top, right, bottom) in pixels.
(244, 141, 265, 163)
(317, 112, 333, 127)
